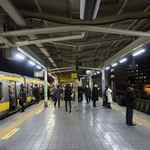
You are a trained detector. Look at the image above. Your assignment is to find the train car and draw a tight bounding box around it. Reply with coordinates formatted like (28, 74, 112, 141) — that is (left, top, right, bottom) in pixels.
(0, 71, 44, 118)
(25, 77, 44, 102)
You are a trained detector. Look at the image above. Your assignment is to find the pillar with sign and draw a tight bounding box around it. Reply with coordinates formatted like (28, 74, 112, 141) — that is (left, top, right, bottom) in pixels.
(44, 69, 48, 107)
(101, 68, 108, 97)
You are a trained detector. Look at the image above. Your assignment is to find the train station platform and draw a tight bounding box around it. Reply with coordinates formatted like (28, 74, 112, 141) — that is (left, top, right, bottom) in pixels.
(0, 100, 150, 150)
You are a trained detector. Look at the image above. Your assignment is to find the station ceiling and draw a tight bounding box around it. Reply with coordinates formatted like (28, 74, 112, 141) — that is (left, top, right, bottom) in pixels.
(0, 0, 150, 69)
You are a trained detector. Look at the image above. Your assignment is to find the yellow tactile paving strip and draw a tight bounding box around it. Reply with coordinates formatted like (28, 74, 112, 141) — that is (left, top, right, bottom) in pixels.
(113, 103, 150, 128)
(0, 102, 46, 140)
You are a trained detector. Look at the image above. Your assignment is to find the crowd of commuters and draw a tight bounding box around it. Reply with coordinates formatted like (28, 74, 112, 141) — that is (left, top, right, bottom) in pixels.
(50, 83, 102, 113)
(18, 81, 136, 126)
(50, 82, 136, 126)
(18, 84, 44, 112)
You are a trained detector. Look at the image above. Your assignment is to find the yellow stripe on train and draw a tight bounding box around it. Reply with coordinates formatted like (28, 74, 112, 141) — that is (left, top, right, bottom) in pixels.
(0, 76, 24, 82)
(0, 102, 9, 112)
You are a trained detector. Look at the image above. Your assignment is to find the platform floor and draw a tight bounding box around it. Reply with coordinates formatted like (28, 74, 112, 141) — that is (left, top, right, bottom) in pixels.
(0, 100, 150, 150)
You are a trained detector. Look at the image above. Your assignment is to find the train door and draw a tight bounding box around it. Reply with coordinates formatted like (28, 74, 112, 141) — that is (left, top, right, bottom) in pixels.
(16, 82, 23, 106)
(8, 81, 17, 110)
(26, 83, 33, 103)
(0, 82, 2, 100)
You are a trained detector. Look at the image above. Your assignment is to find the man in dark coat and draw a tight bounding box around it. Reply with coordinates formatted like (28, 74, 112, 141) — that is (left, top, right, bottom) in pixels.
(85, 85, 91, 104)
(33, 84, 40, 103)
(92, 84, 99, 107)
(103, 86, 108, 107)
(78, 86, 83, 103)
(125, 86, 136, 126)
(64, 84, 72, 113)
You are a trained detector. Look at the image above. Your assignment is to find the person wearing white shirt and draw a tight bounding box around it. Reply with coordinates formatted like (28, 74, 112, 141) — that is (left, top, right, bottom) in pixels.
(106, 87, 113, 108)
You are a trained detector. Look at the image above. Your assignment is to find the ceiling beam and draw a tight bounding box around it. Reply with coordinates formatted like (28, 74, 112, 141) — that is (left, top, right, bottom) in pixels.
(1, 25, 150, 38)
(104, 35, 150, 66)
(38, 47, 57, 67)
(0, 0, 26, 26)
(16, 34, 85, 47)
(79, 66, 101, 71)
(78, 37, 134, 48)
(21, 10, 150, 25)
(49, 67, 72, 72)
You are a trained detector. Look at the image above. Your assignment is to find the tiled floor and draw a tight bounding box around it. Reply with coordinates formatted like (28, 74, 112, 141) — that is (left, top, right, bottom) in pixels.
(0, 100, 150, 150)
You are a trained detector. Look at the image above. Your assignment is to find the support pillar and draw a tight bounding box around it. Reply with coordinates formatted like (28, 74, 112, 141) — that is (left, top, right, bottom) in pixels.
(44, 69, 48, 107)
(101, 68, 108, 97)
(89, 75, 93, 89)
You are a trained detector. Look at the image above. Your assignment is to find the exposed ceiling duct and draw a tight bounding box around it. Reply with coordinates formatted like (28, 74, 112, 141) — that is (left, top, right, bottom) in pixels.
(39, 47, 57, 68)
(0, 0, 26, 26)
(80, 0, 101, 20)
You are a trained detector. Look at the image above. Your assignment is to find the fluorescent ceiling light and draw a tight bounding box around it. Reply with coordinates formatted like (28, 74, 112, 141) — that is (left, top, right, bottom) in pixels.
(132, 49, 146, 57)
(36, 65, 42, 69)
(105, 66, 110, 70)
(80, 0, 86, 20)
(92, 0, 102, 20)
(112, 63, 118, 67)
(17, 47, 46, 69)
(28, 60, 35, 66)
(15, 53, 25, 60)
(86, 70, 91, 75)
(119, 58, 127, 63)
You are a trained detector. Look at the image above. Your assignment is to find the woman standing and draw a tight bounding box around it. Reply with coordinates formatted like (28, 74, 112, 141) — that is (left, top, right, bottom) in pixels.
(106, 87, 113, 109)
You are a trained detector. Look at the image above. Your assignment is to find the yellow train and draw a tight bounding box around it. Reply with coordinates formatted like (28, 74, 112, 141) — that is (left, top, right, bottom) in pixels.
(0, 71, 44, 118)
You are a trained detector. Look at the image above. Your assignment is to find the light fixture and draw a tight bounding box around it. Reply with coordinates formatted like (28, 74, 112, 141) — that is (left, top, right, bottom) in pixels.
(97, 71, 100, 74)
(28, 60, 35, 66)
(92, 0, 102, 20)
(119, 58, 127, 63)
(36, 65, 42, 70)
(105, 66, 110, 70)
(80, 0, 86, 20)
(86, 70, 91, 75)
(86, 70, 90, 74)
(15, 53, 25, 60)
(132, 49, 146, 57)
(112, 63, 118, 67)
(17, 47, 46, 69)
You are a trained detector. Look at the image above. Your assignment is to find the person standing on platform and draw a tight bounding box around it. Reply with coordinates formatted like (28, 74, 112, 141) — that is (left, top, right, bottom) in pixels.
(64, 84, 72, 113)
(54, 85, 62, 108)
(106, 86, 113, 109)
(78, 86, 83, 103)
(85, 85, 91, 104)
(33, 84, 40, 103)
(103, 86, 108, 107)
(50, 86, 57, 107)
(125, 86, 136, 126)
(19, 84, 26, 112)
(92, 84, 99, 107)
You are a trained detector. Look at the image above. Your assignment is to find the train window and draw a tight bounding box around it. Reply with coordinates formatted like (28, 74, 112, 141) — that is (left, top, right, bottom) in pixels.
(0, 82, 2, 99)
